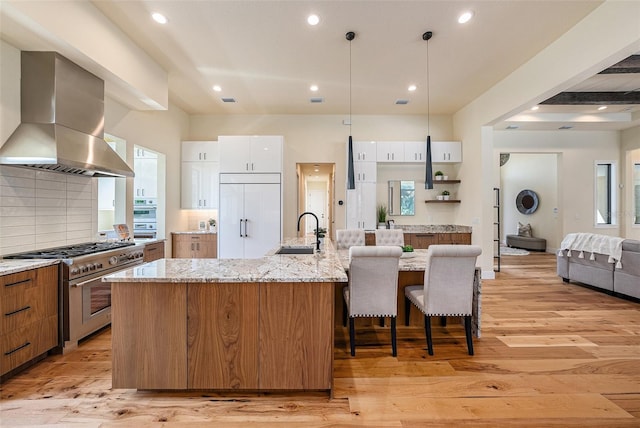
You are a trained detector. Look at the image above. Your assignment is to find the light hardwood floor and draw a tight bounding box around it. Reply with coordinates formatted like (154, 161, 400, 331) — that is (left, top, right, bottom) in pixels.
(1, 252, 639, 426)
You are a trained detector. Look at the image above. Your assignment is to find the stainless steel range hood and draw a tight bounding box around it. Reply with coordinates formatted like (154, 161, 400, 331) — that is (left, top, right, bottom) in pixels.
(0, 52, 134, 177)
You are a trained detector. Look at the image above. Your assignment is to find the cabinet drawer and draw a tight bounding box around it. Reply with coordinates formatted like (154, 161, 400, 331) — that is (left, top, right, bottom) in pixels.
(1, 315, 57, 375)
(144, 242, 165, 262)
(438, 233, 471, 245)
(409, 233, 438, 249)
(0, 265, 58, 333)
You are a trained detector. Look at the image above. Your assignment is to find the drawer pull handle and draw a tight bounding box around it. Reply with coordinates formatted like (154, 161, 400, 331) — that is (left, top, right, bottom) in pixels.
(5, 306, 31, 317)
(4, 279, 32, 288)
(5, 341, 31, 356)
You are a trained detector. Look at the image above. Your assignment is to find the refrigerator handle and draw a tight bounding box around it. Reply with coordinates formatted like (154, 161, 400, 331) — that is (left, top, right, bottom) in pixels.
(244, 218, 248, 237)
(239, 219, 243, 237)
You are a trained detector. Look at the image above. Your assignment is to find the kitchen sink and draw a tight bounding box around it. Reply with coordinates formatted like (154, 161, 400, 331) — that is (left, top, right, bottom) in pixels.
(276, 247, 315, 255)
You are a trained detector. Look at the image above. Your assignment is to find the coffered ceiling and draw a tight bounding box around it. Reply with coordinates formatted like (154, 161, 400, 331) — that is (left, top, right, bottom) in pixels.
(2, 1, 639, 131)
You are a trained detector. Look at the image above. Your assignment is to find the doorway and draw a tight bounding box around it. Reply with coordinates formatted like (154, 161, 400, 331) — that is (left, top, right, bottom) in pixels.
(297, 163, 335, 239)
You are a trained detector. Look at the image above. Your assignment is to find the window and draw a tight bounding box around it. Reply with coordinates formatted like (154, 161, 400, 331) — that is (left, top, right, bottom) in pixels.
(595, 161, 617, 226)
(634, 163, 640, 225)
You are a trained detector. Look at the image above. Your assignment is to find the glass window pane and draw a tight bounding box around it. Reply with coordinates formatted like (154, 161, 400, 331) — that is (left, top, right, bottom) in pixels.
(596, 163, 611, 225)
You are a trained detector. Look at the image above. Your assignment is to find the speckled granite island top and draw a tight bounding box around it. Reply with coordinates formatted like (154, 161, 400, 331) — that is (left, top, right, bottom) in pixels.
(366, 224, 472, 233)
(105, 237, 347, 283)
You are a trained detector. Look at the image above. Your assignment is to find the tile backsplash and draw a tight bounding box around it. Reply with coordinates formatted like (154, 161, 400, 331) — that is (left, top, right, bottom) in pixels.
(0, 165, 97, 256)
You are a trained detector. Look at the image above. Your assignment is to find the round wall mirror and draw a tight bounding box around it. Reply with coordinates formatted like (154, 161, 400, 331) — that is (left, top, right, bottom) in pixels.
(516, 189, 539, 215)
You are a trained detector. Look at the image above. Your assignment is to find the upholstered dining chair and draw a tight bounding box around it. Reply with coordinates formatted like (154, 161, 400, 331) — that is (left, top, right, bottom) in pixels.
(374, 229, 405, 246)
(336, 229, 365, 249)
(343, 245, 402, 356)
(404, 244, 481, 356)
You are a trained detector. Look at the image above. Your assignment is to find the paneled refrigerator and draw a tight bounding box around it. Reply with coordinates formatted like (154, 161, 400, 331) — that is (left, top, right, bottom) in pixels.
(218, 173, 282, 259)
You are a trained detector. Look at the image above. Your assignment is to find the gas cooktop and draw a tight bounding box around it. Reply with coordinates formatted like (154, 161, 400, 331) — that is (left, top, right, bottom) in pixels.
(3, 241, 136, 259)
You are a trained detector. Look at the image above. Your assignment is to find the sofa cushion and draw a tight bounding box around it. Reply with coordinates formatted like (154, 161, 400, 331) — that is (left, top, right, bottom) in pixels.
(517, 222, 532, 237)
(622, 239, 640, 252)
(619, 246, 640, 276)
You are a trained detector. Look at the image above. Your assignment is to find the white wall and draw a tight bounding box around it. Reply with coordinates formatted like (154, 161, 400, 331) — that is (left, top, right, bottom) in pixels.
(494, 130, 621, 242)
(189, 114, 454, 239)
(498, 153, 559, 251)
(621, 125, 640, 239)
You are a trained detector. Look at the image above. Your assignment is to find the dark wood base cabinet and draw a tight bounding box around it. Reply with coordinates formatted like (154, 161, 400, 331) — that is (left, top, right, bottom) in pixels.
(112, 281, 334, 391)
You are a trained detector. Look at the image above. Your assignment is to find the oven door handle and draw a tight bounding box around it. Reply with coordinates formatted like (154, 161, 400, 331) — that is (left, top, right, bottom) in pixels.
(72, 277, 105, 288)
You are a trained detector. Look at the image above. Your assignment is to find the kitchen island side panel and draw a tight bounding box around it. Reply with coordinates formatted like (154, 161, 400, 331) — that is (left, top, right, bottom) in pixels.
(111, 282, 187, 389)
(187, 282, 259, 389)
(259, 282, 334, 390)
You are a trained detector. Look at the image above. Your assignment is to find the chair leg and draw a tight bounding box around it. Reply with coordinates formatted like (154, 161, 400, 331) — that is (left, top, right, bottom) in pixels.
(342, 302, 347, 327)
(440, 316, 447, 326)
(464, 315, 474, 356)
(349, 317, 356, 357)
(379, 316, 385, 327)
(424, 315, 433, 356)
(404, 296, 411, 326)
(391, 317, 397, 357)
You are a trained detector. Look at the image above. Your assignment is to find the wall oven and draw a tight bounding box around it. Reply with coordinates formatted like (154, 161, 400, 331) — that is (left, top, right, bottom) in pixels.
(133, 198, 157, 239)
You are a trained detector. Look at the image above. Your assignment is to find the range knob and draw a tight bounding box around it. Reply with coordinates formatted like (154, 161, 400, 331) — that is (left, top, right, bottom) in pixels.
(71, 267, 80, 275)
(109, 256, 118, 265)
(80, 265, 89, 273)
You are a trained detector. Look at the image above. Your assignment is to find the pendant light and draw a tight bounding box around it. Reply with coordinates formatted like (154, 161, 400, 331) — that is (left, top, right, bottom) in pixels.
(346, 31, 356, 190)
(423, 31, 434, 189)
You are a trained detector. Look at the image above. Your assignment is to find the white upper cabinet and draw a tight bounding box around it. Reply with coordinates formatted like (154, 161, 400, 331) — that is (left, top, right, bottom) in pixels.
(134, 148, 158, 198)
(404, 141, 426, 162)
(352, 141, 376, 162)
(219, 136, 283, 173)
(181, 141, 219, 209)
(376, 141, 404, 163)
(182, 141, 218, 162)
(354, 161, 376, 183)
(431, 141, 462, 163)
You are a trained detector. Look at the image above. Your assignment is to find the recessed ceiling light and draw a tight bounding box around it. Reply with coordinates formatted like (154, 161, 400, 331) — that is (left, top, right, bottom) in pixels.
(408, 85, 417, 92)
(212, 85, 222, 92)
(458, 11, 474, 24)
(307, 14, 320, 26)
(310, 84, 319, 92)
(152, 12, 168, 24)
(597, 106, 607, 111)
(531, 105, 539, 111)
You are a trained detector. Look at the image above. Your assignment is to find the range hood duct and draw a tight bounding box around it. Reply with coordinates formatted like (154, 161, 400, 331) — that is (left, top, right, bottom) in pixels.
(0, 52, 134, 177)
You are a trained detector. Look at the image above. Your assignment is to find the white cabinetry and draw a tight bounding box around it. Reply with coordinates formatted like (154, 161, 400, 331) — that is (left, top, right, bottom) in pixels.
(134, 148, 158, 198)
(376, 141, 404, 163)
(218, 174, 281, 259)
(404, 141, 426, 162)
(181, 141, 219, 209)
(432, 141, 462, 163)
(353, 140, 376, 162)
(354, 161, 376, 183)
(218, 136, 283, 173)
(182, 141, 217, 162)
(347, 141, 377, 230)
(346, 183, 376, 230)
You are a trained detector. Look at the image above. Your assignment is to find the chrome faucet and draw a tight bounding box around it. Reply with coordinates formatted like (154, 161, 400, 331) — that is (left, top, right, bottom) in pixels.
(297, 211, 320, 252)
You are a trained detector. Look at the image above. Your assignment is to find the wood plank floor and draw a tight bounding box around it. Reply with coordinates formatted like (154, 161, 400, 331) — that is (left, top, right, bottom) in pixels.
(1, 252, 639, 426)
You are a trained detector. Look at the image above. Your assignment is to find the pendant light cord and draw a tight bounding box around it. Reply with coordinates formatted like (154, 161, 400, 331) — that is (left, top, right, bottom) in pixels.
(349, 36, 353, 135)
(426, 37, 430, 136)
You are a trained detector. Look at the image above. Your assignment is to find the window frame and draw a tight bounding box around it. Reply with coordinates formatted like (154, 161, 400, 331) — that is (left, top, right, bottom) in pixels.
(594, 160, 617, 228)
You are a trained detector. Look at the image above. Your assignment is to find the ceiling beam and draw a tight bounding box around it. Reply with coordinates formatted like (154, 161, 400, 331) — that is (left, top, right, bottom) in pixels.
(541, 91, 640, 105)
(598, 55, 640, 74)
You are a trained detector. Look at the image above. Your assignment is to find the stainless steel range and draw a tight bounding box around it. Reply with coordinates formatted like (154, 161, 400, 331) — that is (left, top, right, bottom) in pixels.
(4, 241, 144, 351)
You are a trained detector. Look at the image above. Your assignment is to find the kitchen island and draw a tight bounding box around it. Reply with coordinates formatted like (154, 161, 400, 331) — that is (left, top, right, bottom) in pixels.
(105, 238, 346, 392)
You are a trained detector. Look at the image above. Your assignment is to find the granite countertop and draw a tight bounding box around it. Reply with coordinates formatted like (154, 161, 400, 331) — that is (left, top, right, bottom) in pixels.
(366, 224, 472, 233)
(0, 259, 60, 276)
(134, 238, 167, 244)
(337, 248, 428, 272)
(105, 237, 347, 284)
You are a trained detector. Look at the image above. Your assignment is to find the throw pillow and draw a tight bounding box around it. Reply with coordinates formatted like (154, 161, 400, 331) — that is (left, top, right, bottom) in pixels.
(518, 222, 532, 237)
